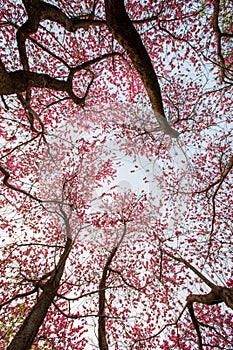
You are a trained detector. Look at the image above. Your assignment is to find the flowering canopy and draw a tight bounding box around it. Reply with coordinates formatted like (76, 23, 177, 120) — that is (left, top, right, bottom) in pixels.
(0, 0, 232, 349)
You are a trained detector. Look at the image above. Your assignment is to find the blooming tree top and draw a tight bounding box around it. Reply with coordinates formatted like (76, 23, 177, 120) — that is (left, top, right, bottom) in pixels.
(0, 0, 232, 349)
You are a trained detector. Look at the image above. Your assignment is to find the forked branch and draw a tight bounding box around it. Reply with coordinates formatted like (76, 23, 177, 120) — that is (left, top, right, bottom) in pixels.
(163, 249, 233, 348)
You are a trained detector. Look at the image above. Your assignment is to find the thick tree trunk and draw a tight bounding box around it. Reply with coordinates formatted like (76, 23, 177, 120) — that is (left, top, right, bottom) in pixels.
(7, 237, 72, 350)
(105, 0, 179, 138)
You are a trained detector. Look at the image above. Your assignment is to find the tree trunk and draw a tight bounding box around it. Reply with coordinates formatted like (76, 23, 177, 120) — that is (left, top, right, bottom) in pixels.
(105, 0, 179, 138)
(7, 237, 72, 350)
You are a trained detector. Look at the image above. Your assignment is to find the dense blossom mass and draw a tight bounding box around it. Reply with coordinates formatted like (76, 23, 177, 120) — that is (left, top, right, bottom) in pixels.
(0, 0, 232, 349)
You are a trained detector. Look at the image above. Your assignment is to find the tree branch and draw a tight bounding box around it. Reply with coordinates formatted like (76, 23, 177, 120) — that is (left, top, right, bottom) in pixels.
(0, 287, 38, 310)
(187, 302, 203, 350)
(0, 165, 42, 203)
(164, 250, 233, 308)
(0, 62, 85, 105)
(163, 250, 216, 289)
(17, 0, 105, 69)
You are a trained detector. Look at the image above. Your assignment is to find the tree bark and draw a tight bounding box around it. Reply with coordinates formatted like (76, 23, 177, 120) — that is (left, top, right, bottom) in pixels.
(105, 0, 179, 138)
(7, 237, 72, 350)
(98, 248, 117, 350)
(98, 222, 127, 350)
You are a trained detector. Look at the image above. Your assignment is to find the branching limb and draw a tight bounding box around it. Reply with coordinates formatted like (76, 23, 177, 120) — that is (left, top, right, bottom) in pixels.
(163, 247, 233, 349)
(197, 155, 233, 194)
(0, 287, 38, 310)
(17, 0, 105, 69)
(163, 250, 216, 289)
(0, 165, 42, 203)
(187, 302, 203, 350)
(196, 154, 233, 254)
(0, 62, 85, 105)
(39, 0, 105, 32)
(133, 303, 187, 346)
(17, 93, 45, 133)
(108, 268, 147, 291)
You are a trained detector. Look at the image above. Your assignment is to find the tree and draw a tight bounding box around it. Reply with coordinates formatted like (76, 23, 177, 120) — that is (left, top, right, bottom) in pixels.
(0, 0, 232, 349)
